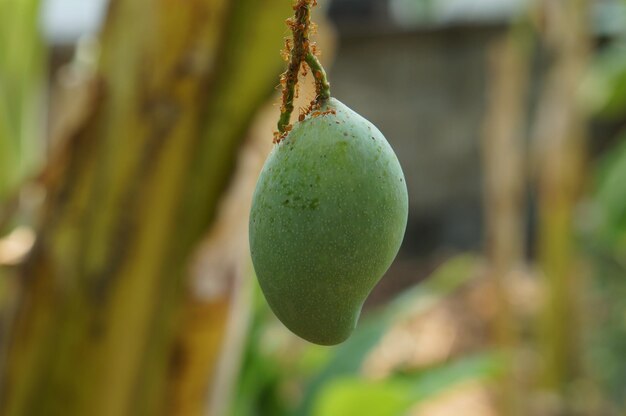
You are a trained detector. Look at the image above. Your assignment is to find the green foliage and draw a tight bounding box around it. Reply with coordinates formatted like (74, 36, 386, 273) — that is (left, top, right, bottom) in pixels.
(233, 255, 483, 416)
(587, 133, 626, 409)
(584, 45, 626, 118)
(594, 136, 626, 248)
(313, 379, 415, 416)
(0, 0, 44, 200)
(312, 353, 502, 416)
(584, 30, 626, 410)
(296, 254, 477, 414)
(231, 283, 333, 416)
(568, 37, 626, 416)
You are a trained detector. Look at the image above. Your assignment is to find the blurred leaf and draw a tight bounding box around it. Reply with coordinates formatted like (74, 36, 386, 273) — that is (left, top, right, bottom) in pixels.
(312, 352, 502, 416)
(230, 281, 334, 416)
(312, 379, 413, 416)
(399, 351, 503, 397)
(594, 135, 626, 249)
(582, 42, 626, 118)
(233, 255, 480, 416)
(0, 0, 44, 200)
(587, 131, 626, 409)
(230, 285, 290, 416)
(297, 254, 480, 415)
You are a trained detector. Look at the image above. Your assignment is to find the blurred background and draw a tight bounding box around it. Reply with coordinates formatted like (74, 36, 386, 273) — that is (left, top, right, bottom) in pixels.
(1, 0, 625, 415)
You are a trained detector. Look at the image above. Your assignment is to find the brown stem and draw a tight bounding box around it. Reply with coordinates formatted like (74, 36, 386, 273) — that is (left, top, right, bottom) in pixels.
(276, 0, 330, 139)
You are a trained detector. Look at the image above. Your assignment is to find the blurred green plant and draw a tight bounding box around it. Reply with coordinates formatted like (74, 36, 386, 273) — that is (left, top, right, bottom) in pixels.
(587, 135, 626, 411)
(583, 19, 626, 412)
(583, 0, 626, 119)
(311, 353, 501, 416)
(594, 137, 626, 249)
(583, 42, 626, 118)
(231, 255, 503, 416)
(0, 0, 44, 201)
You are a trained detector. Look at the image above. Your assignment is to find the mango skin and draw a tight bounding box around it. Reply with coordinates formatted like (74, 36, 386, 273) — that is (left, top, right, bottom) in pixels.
(249, 98, 408, 345)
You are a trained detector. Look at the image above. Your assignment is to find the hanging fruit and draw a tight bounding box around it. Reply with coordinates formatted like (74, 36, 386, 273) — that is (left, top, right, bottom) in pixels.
(249, 0, 408, 345)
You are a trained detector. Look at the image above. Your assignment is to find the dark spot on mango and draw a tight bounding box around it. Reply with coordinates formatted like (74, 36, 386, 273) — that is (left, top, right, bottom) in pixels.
(308, 198, 319, 209)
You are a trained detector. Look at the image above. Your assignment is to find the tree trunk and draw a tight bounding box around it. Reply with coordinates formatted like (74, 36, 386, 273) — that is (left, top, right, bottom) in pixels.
(0, 0, 290, 415)
(532, 0, 590, 407)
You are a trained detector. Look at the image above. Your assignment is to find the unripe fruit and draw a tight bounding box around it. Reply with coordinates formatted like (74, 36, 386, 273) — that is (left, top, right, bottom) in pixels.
(249, 98, 408, 345)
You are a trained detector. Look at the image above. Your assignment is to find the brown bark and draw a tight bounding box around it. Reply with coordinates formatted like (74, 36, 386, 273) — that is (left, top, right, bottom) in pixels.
(482, 29, 532, 416)
(532, 0, 590, 410)
(0, 1, 291, 415)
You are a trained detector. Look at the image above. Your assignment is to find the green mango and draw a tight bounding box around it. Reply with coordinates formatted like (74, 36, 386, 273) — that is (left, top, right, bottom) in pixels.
(249, 98, 408, 345)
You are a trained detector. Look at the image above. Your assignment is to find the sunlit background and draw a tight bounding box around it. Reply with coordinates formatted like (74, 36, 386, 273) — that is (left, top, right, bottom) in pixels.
(1, 0, 626, 415)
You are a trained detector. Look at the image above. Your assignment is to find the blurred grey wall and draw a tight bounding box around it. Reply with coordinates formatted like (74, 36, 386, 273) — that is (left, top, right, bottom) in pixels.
(328, 25, 504, 254)
(326, 0, 626, 256)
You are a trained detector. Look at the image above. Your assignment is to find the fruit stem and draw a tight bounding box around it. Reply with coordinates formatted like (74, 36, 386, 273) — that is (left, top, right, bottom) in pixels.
(305, 52, 330, 103)
(276, 0, 330, 138)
